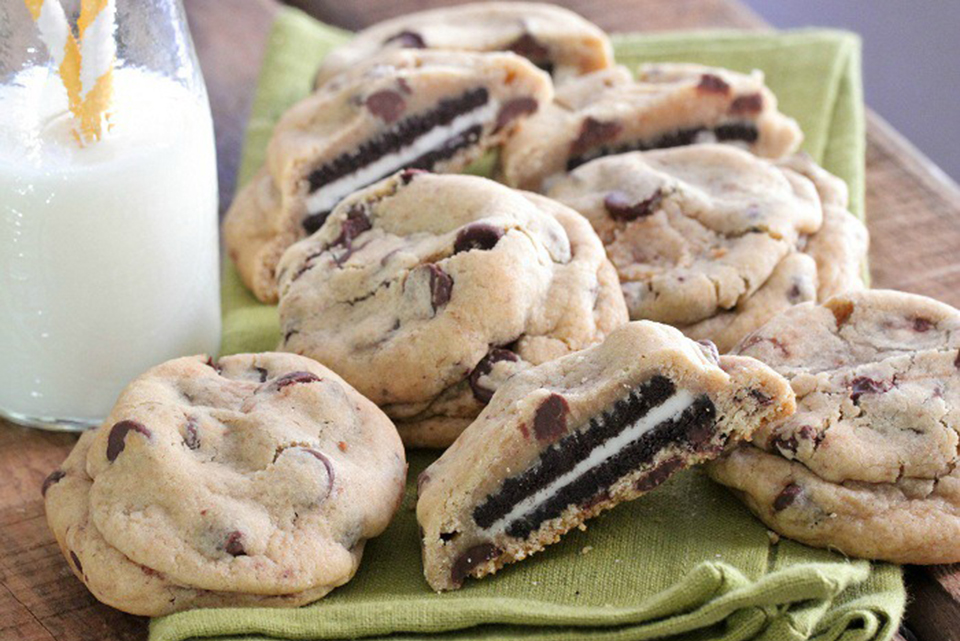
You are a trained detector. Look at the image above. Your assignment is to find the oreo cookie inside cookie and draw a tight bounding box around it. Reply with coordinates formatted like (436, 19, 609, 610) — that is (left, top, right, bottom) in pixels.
(303, 88, 494, 233)
(566, 121, 759, 171)
(473, 376, 716, 540)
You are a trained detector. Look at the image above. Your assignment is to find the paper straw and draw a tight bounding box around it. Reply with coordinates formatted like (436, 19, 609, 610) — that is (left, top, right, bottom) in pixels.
(76, 0, 117, 143)
(23, 0, 83, 122)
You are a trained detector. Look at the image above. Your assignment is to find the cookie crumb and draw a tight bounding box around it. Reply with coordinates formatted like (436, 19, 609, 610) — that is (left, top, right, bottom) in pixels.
(767, 530, 781, 544)
(581, 546, 593, 555)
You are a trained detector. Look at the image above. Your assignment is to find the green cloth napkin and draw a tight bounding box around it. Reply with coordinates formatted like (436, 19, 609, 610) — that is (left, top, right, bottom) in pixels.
(152, 9, 903, 641)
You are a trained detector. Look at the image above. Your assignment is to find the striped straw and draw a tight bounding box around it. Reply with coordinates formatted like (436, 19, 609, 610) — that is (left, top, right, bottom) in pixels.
(76, 0, 117, 143)
(23, 0, 83, 122)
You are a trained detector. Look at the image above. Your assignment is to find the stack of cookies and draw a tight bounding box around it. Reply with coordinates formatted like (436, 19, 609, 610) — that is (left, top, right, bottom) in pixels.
(43, 1, 960, 616)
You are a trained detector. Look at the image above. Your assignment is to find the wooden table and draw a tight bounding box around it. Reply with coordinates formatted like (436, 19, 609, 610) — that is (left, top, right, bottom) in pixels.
(2, 0, 958, 639)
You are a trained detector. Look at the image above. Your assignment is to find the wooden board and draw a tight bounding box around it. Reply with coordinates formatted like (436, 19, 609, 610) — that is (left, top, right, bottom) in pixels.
(1, 0, 957, 639)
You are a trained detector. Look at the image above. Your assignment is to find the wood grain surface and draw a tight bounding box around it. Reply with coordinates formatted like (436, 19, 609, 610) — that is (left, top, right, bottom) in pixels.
(1, 0, 957, 639)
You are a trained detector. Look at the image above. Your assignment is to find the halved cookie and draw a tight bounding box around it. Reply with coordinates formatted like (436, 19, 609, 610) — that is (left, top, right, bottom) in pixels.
(43, 353, 406, 615)
(225, 49, 552, 303)
(417, 321, 794, 590)
(709, 290, 960, 564)
(502, 64, 802, 191)
(276, 170, 628, 448)
(313, 2, 613, 87)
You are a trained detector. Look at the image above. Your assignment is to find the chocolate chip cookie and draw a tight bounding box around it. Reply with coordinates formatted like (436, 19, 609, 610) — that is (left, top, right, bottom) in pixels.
(547, 145, 868, 351)
(313, 2, 613, 88)
(709, 290, 960, 564)
(43, 353, 406, 615)
(276, 170, 629, 448)
(225, 49, 552, 303)
(417, 320, 795, 590)
(501, 63, 803, 192)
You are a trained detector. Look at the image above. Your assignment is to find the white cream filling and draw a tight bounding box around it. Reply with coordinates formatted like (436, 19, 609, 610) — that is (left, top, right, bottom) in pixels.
(480, 390, 695, 536)
(305, 100, 500, 215)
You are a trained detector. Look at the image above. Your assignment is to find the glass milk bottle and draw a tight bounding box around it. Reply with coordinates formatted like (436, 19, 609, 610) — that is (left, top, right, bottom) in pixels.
(0, 0, 221, 430)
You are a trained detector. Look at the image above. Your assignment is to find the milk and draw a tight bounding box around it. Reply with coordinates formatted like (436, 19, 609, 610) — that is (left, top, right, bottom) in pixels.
(0, 65, 221, 428)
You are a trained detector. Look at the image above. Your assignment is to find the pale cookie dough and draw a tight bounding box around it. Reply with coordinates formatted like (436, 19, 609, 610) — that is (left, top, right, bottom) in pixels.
(501, 63, 802, 191)
(313, 2, 613, 87)
(43, 353, 406, 615)
(417, 321, 794, 590)
(709, 290, 960, 564)
(225, 49, 552, 303)
(276, 170, 628, 448)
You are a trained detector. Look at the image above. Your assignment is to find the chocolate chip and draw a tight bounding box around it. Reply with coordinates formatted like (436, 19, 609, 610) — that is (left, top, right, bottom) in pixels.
(70, 550, 83, 574)
(468, 348, 520, 403)
(284, 329, 299, 344)
(729, 93, 764, 115)
(439, 531, 459, 542)
(41, 470, 66, 497)
(797, 425, 823, 449)
(454, 223, 504, 254)
(770, 431, 798, 455)
(450, 542, 500, 586)
(495, 97, 538, 131)
(603, 190, 662, 221)
(183, 417, 201, 450)
(533, 393, 569, 442)
(302, 211, 331, 235)
(255, 366, 268, 383)
(913, 317, 934, 332)
(634, 457, 685, 492)
(850, 377, 891, 402)
(773, 483, 802, 511)
(826, 299, 855, 327)
(425, 264, 453, 311)
(788, 282, 803, 302)
(384, 30, 425, 48)
(224, 531, 247, 557)
(506, 32, 550, 61)
(275, 371, 322, 389)
(366, 90, 406, 123)
(301, 448, 336, 497)
(697, 73, 731, 94)
(332, 206, 373, 249)
(399, 168, 428, 184)
(106, 420, 152, 462)
(571, 117, 622, 158)
(749, 389, 773, 405)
